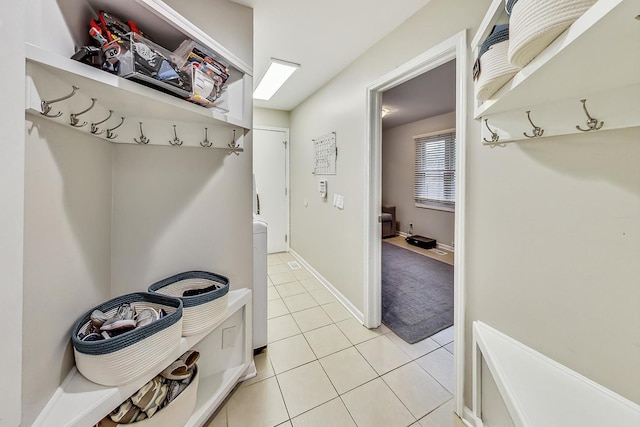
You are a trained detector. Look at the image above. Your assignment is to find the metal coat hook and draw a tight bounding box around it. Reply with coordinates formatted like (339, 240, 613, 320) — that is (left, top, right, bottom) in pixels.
(200, 127, 212, 147)
(482, 119, 500, 144)
(41, 85, 79, 118)
(134, 122, 150, 144)
(69, 98, 97, 128)
(228, 129, 240, 156)
(576, 99, 604, 132)
(523, 110, 544, 138)
(106, 117, 125, 140)
(91, 110, 113, 135)
(169, 125, 183, 146)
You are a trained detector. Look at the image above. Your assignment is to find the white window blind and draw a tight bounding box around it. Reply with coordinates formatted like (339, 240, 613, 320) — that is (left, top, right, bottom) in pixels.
(414, 130, 456, 210)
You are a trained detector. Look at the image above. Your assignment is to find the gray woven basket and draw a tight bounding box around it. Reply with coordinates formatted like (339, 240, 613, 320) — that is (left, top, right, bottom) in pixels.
(148, 271, 230, 336)
(71, 293, 183, 386)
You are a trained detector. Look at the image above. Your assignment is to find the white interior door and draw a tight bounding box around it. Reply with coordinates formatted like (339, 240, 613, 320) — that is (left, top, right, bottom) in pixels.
(253, 127, 289, 254)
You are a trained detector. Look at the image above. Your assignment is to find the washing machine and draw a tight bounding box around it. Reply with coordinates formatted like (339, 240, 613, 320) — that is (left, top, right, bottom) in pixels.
(252, 217, 268, 353)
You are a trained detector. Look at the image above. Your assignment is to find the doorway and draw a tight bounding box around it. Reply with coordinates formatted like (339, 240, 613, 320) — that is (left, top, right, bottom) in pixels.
(252, 126, 290, 254)
(364, 30, 468, 416)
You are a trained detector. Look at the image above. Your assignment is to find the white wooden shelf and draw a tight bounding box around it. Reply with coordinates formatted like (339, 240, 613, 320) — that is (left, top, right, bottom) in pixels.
(33, 289, 252, 427)
(472, 0, 640, 143)
(472, 322, 640, 427)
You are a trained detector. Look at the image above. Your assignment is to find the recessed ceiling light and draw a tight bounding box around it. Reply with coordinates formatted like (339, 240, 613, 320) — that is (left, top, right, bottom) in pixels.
(253, 58, 300, 100)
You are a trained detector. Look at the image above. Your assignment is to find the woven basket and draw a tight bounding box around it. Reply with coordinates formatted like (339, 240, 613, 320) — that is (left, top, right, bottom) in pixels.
(148, 271, 229, 336)
(71, 293, 183, 386)
(508, 0, 596, 67)
(475, 24, 520, 101)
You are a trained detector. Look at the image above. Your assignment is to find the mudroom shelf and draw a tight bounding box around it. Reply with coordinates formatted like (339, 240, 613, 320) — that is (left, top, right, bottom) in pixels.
(32, 289, 252, 427)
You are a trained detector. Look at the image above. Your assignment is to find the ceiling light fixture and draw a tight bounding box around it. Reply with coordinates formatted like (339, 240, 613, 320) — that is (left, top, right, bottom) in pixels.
(253, 58, 300, 100)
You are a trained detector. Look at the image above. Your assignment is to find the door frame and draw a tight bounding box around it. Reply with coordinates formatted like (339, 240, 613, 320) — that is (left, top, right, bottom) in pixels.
(253, 125, 290, 253)
(363, 30, 468, 416)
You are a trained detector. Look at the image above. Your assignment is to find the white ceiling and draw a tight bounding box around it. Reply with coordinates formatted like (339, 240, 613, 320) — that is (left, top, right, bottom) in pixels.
(229, 0, 432, 111)
(381, 59, 456, 129)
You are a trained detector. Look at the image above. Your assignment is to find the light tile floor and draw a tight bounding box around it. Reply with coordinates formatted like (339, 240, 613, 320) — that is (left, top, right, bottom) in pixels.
(206, 252, 463, 427)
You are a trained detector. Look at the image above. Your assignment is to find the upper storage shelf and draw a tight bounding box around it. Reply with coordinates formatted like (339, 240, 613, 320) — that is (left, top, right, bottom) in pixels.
(471, 0, 640, 142)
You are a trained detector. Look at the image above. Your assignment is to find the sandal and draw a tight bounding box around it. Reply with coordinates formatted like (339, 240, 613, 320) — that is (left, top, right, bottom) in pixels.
(160, 360, 190, 380)
(131, 377, 161, 408)
(143, 383, 168, 418)
(110, 399, 140, 424)
(179, 350, 200, 370)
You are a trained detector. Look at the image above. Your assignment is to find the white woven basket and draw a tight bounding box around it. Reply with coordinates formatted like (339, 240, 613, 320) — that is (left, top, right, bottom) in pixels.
(115, 366, 200, 426)
(72, 293, 183, 387)
(149, 271, 230, 336)
(508, 0, 596, 67)
(475, 39, 520, 101)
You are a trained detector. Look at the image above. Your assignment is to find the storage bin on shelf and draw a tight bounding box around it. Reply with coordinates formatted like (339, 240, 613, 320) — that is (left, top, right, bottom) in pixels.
(148, 271, 229, 336)
(97, 366, 200, 427)
(508, 0, 597, 67)
(474, 23, 520, 101)
(71, 293, 183, 386)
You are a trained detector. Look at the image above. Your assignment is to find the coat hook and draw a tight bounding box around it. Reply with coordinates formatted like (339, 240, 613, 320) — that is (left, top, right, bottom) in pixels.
(134, 122, 150, 144)
(576, 99, 604, 132)
(106, 117, 125, 140)
(69, 98, 97, 128)
(200, 127, 212, 147)
(523, 110, 544, 138)
(482, 119, 500, 144)
(91, 110, 113, 135)
(228, 129, 240, 156)
(169, 125, 183, 146)
(41, 85, 79, 118)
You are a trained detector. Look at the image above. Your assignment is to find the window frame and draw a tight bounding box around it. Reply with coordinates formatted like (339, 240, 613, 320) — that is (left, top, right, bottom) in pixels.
(413, 128, 456, 212)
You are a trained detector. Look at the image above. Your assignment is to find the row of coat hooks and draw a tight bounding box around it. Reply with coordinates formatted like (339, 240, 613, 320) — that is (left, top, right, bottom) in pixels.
(482, 98, 605, 147)
(39, 85, 242, 154)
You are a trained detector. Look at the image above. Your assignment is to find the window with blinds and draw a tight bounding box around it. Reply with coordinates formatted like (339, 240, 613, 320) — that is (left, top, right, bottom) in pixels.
(414, 130, 456, 210)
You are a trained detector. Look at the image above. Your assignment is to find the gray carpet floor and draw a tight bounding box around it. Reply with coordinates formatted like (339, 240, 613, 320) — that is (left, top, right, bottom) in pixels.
(382, 240, 454, 344)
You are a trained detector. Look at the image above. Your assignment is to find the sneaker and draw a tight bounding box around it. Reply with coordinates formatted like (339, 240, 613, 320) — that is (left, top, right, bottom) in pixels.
(80, 333, 103, 342)
(182, 283, 221, 297)
(100, 303, 136, 332)
(135, 307, 159, 329)
(90, 309, 109, 328)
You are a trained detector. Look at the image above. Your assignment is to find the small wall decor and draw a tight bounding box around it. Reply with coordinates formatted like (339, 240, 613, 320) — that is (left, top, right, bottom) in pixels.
(313, 131, 337, 175)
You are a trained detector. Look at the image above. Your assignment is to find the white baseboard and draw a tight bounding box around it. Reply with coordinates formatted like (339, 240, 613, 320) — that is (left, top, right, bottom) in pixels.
(289, 249, 364, 324)
(462, 406, 483, 427)
(396, 232, 455, 253)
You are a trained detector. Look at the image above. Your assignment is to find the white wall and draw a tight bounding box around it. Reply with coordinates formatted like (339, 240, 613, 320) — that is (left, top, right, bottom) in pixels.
(382, 112, 455, 244)
(0, 3, 25, 426)
(289, 0, 640, 411)
(289, 0, 489, 317)
(254, 107, 291, 129)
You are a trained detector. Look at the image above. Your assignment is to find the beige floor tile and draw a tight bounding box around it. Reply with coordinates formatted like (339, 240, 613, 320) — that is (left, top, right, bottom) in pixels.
(226, 377, 289, 427)
(419, 400, 465, 427)
(386, 332, 441, 360)
(268, 287, 281, 302)
(268, 334, 316, 374)
(416, 348, 454, 393)
(277, 361, 338, 418)
(356, 335, 412, 375)
(291, 397, 356, 427)
(304, 324, 352, 358)
(285, 260, 302, 271)
(291, 306, 333, 332)
(268, 299, 290, 319)
(271, 271, 298, 285)
(292, 268, 313, 280)
(300, 277, 324, 292)
(320, 301, 352, 322)
(268, 254, 283, 266)
(341, 378, 415, 427)
(319, 347, 377, 394)
(276, 422, 293, 427)
(275, 282, 307, 298)
(269, 264, 290, 275)
(241, 351, 275, 387)
(309, 288, 336, 305)
(283, 293, 319, 313)
(335, 318, 383, 345)
(431, 326, 454, 346)
(268, 314, 301, 343)
(444, 342, 454, 354)
(382, 362, 452, 419)
(205, 404, 227, 427)
(268, 277, 275, 287)
(379, 323, 392, 334)
(278, 252, 296, 262)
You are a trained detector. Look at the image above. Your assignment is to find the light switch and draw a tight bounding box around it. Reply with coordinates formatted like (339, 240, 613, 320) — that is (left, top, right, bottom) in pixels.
(222, 326, 237, 349)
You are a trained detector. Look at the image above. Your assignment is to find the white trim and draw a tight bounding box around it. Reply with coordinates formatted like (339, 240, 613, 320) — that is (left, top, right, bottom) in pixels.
(414, 202, 455, 213)
(364, 29, 468, 417)
(290, 249, 364, 323)
(253, 125, 290, 253)
(412, 127, 457, 140)
(463, 406, 484, 427)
